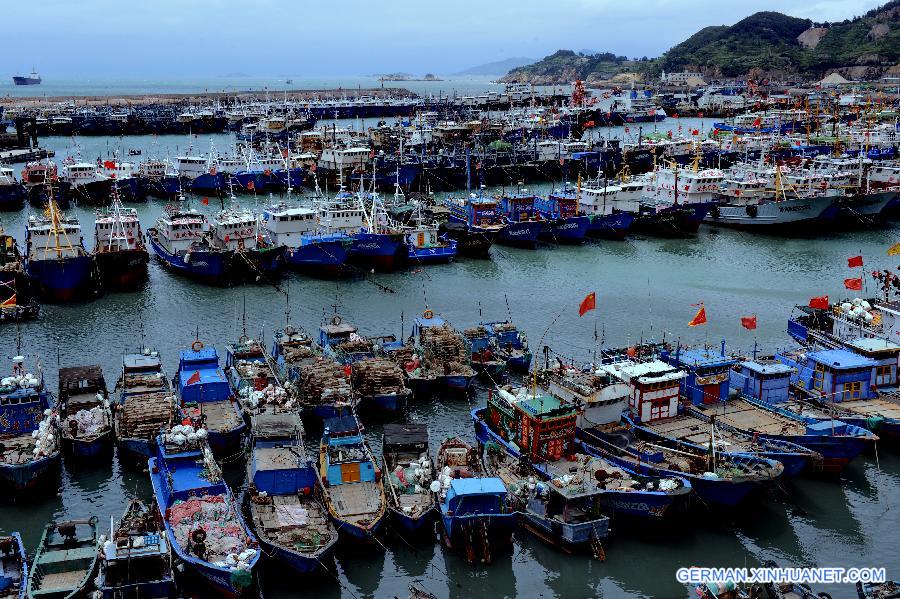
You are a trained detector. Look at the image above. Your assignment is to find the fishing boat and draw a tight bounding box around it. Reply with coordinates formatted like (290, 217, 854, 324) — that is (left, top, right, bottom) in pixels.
(482, 321, 531, 372)
(0, 231, 38, 323)
(57, 365, 113, 458)
(533, 191, 590, 244)
(441, 195, 503, 258)
(139, 159, 181, 199)
(175, 342, 246, 457)
(351, 357, 411, 418)
(113, 350, 177, 462)
(92, 183, 149, 290)
(401, 206, 457, 265)
(495, 193, 545, 249)
(348, 190, 406, 272)
(411, 310, 477, 395)
(433, 437, 514, 564)
(857, 580, 900, 598)
(382, 423, 436, 535)
(25, 517, 99, 599)
(462, 326, 507, 381)
(246, 413, 338, 574)
(147, 206, 232, 286)
(96, 500, 176, 599)
(22, 163, 61, 210)
(210, 207, 284, 282)
(149, 426, 259, 597)
(0, 355, 60, 492)
(225, 335, 296, 418)
(260, 202, 351, 277)
(319, 415, 387, 541)
(57, 160, 112, 207)
(0, 533, 26, 599)
(380, 336, 438, 401)
(24, 200, 99, 302)
(0, 168, 26, 211)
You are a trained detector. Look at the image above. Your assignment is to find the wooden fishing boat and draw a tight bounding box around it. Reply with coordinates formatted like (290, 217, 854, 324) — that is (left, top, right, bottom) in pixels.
(318, 415, 387, 541)
(96, 500, 176, 599)
(113, 350, 177, 462)
(411, 310, 476, 396)
(352, 358, 411, 418)
(482, 321, 531, 372)
(462, 326, 507, 381)
(57, 365, 113, 459)
(175, 342, 246, 457)
(149, 426, 259, 597)
(0, 355, 61, 492)
(246, 413, 338, 574)
(382, 423, 436, 536)
(26, 517, 99, 599)
(433, 437, 515, 564)
(225, 335, 296, 419)
(857, 580, 899, 598)
(0, 533, 26, 599)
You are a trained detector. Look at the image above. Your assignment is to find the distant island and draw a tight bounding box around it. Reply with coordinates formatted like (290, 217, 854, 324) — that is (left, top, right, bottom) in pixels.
(452, 57, 535, 76)
(501, 0, 900, 83)
(378, 73, 443, 82)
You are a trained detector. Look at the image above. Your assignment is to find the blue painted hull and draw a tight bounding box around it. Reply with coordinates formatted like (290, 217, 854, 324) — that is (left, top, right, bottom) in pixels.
(587, 212, 635, 240)
(187, 173, 229, 194)
(539, 215, 590, 244)
(148, 231, 232, 285)
(390, 506, 436, 536)
(63, 430, 113, 459)
(503, 353, 532, 372)
(0, 184, 26, 210)
(439, 373, 476, 395)
(274, 168, 306, 190)
(440, 513, 515, 552)
(357, 391, 410, 418)
(284, 239, 349, 276)
(100, 579, 177, 599)
(205, 420, 246, 458)
(497, 220, 542, 249)
(0, 452, 61, 492)
(257, 535, 334, 575)
(25, 254, 96, 302)
(147, 176, 181, 198)
(349, 233, 404, 271)
(331, 510, 386, 541)
(407, 242, 457, 264)
(117, 437, 156, 462)
(233, 171, 267, 193)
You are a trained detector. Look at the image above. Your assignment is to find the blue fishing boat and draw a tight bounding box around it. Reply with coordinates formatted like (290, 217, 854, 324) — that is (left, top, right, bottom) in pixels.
(411, 310, 477, 395)
(114, 350, 177, 462)
(442, 195, 506, 257)
(148, 206, 232, 286)
(0, 168, 26, 211)
(433, 437, 515, 564)
(0, 356, 61, 492)
(96, 500, 176, 599)
(462, 326, 506, 381)
(246, 413, 338, 575)
(496, 194, 545, 249)
(175, 343, 246, 457)
(149, 429, 259, 597)
(721, 359, 878, 474)
(402, 206, 457, 265)
(348, 191, 406, 272)
(225, 335, 295, 418)
(318, 416, 387, 541)
(533, 193, 590, 244)
(24, 201, 99, 303)
(57, 365, 113, 459)
(482, 321, 532, 372)
(777, 347, 900, 441)
(382, 423, 436, 536)
(260, 203, 351, 277)
(26, 517, 99, 599)
(552, 182, 634, 240)
(0, 533, 26, 599)
(209, 207, 285, 282)
(476, 387, 690, 522)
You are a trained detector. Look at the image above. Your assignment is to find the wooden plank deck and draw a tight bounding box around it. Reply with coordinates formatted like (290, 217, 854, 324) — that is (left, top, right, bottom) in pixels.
(843, 398, 900, 418)
(692, 400, 806, 435)
(329, 482, 381, 523)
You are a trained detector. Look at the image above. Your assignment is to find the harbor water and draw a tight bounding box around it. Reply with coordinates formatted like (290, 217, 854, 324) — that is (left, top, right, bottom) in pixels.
(1, 132, 899, 598)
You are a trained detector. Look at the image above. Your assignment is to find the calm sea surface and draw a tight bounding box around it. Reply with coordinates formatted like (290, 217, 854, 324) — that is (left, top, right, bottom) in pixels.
(1, 129, 898, 598)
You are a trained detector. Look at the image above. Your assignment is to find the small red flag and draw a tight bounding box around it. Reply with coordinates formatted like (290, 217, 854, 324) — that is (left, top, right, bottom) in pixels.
(583, 120, 595, 128)
(186, 370, 201, 385)
(844, 278, 863, 291)
(741, 316, 757, 330)
(201, 197, 209, 205)
(579, 292, 596, 317)
(847, 255, 863, 268)
(246, 180, 255, 191)
(809, 296, 829, 310)
(688, 304, 707, 327)
(697, 112, 703, 118)
(753, 117, 762, 127)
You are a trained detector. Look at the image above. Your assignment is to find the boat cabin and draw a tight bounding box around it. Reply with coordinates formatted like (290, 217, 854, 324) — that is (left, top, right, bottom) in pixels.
(487, 389, 577, 463)
(442, 479, 508, 518)
(61, 162, 100, 186)
(499, 194, 540, 222)
(0, 365, 47, 437)
(784, 348, 877, 403)
(155, 209, 206, 253)
(261, 204, 317, 248)
(730, 360, 793, 404)
(662, 346, 736, 405)
(318, 316, 359, 352)
(606, 359, 685, 423)
(444, 196, 504, 229)
(321, 416, 376, 486)
(175, 156, 208, 179)
(844, 337, 900, 389)
(58, 364, 107, 413)
(177, 347, 232, 403)
(250, 414, 314, 496)
(536, 194, 579, 219)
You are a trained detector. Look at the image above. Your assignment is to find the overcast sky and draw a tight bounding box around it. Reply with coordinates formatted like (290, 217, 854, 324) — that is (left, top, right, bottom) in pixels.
(2, 0, 885, 77)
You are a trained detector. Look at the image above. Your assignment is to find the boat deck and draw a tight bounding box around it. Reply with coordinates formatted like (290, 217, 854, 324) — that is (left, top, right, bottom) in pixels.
(328, 482, 382, 524)
(841, 397, 900, 419)
(35, 569, 87, 593)
(0, 433, 38, 465)
(647, 414, 757, 452)
(187, 400, 241, 430)
(692, 399, 807, 436)
(118, 392, 174, 438)
(253, 495, 335, 552)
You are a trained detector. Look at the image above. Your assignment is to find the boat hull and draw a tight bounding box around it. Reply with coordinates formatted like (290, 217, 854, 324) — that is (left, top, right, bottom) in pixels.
(284, 240, 349, 277)
(705, 196, 836, 230)
(94, 248, 149, 290)
(148, 229, 232, 285)
(257, 535, 334, 575)
(0, 184, 26, 211)
(539, 216, 590, 244)
(389, 506, 436, 536)
(586, 212, 634, 240)
(356, 391, 410, 419)
(496, 220, 542, 249)
(25, 254, 97, 302)
(349, 233, 405, 272)
(62, 430, 114, 459)
(0, 452, 61, 492)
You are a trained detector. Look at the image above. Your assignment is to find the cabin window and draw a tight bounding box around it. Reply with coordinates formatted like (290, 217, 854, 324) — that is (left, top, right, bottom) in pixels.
(842, 381, 862, 401)
(813, 363, 825, 391)
(876, 365, 892, 382)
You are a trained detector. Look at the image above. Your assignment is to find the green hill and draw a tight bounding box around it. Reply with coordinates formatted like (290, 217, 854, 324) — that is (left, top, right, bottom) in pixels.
(500, 50, 643, 84)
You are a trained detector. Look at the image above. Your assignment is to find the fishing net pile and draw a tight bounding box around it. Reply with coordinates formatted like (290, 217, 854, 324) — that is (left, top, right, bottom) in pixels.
(237, 383, 295, 412)
(388, 453, 433, 497)
(421, 324, 473, 376)
(63, 405, 109, 439)
(168, 495, 257, 569)
(3, 411, 60, 464)
(118, 393, 174, 439)
(351, 359, 406, 396)
(297, 358, 352, 408)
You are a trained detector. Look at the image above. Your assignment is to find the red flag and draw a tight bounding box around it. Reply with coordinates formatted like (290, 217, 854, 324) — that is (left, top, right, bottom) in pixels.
(201, 197, 209, 205)
(753, 117, 762, 127)
(186, 370, 201, 385)
(583, 120, 595, 128)
(741, 316, 757, 330)
(844, 277, 863, 291)
(579, 292, 596, 317)
(847, 255, 863, 268)
(688, 304, 707, 327)
(691, 129, 699, 136)
(697, 112, 703, 118)
(809, 296, 829, 310)
(246, 180, 255, 191)
(672, 113, 679, 118)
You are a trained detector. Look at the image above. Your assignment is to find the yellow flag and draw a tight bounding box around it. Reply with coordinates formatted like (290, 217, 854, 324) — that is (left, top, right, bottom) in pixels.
(889, 242, 900, 256)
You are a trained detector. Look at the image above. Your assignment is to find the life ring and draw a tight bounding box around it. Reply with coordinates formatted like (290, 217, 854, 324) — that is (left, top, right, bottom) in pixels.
(331, 315, 342, 326)
(192, 340, 204, 352)
(423, 309, 434, 319)
(190, 528, 207, 544)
